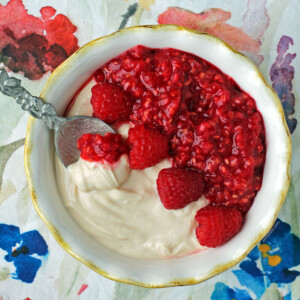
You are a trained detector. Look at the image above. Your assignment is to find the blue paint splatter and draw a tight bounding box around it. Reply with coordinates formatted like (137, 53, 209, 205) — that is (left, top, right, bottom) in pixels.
(270, 35, 297, 133)
(0, 223, 48, 283)
(211, 282, 252, 300)
(211, 219, 300, 299)
(260, 221, 300, 284)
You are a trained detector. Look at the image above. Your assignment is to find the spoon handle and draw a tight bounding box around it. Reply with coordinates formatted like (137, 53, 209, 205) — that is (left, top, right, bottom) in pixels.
(0, 69, 62, 130)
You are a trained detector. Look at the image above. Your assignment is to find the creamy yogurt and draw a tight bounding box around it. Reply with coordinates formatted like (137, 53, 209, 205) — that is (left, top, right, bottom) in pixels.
(55, 79, 208, 258)
(67, 155, 130, 192)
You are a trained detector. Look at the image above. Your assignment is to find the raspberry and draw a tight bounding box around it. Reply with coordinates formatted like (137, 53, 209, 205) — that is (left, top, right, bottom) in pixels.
(156, 168, 204, 209)
(195, 204, 243, 247)
(91, 83, 133, 124)
(94, 69, 105, 82)
(127, 124, 169, 169)
(77, 132, 128, 164)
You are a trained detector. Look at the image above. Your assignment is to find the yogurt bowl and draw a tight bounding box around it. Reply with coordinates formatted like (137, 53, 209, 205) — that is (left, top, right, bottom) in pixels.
(24, 25, 291, 287)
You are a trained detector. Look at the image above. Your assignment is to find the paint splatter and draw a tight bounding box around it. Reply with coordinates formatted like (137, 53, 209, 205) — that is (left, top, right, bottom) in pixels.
(78, 284, 88, 295)
(0, 223, 48, 283)
(0, 138, 25, 191)
(0, 0, 79, 80)
(270, 35, 297, 133)
(212, 282, 252, 300)
(240, 0, 270, 64)
(241, 0, 270, 42)
(138, 0, 155, 11)
(211, 219, 300, 299)
(0, 266, 10, 281)
(113, 282, 150, 300)
(157, 7, 260, 54)
(118, 3, 138, 30)
(0, 179, 16, 206)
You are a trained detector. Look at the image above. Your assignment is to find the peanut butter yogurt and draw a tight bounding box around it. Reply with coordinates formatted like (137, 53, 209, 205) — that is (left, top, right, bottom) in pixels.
(55, 79, 208, 258)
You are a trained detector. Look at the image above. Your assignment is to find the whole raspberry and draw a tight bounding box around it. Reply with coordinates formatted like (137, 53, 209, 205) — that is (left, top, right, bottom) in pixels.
(127, 124, 169, 169)
(77, 132, 128, 164)
(195, 204, 243, 247)
(91, 83, 133, 123)
(156, 168, 204, 209)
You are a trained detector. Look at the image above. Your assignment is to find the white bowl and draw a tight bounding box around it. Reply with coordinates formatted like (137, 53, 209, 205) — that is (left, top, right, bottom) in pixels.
(24, 25, 291, 287)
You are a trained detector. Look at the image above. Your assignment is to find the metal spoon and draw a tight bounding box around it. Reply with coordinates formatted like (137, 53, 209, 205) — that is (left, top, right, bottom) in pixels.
(0, 69, 115, 167)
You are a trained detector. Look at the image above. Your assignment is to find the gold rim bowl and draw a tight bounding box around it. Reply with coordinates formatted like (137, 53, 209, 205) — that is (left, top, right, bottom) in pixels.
(24, 25, 291, 288)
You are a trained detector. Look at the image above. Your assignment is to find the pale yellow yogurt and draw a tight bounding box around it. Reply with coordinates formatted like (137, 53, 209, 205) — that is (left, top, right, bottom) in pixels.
(67, 155, 130, 192)
(55, 79, 208, 258)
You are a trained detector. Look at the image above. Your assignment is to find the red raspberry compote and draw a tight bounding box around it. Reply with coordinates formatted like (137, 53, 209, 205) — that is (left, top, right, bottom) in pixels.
(91, 45, 266, 214)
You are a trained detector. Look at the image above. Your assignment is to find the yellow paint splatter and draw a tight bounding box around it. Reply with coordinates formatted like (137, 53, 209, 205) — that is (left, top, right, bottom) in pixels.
(268, 255, 282, 266)
(259, 243, 271, 253)
(0, 266, 10, 281)
(138, 0, 155, 10)
(258, 244, 282, 267)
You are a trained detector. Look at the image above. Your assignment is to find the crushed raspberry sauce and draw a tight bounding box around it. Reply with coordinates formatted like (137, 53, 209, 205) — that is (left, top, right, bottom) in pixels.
(77, 133, 128, 164)
(78, 45, 265, 213)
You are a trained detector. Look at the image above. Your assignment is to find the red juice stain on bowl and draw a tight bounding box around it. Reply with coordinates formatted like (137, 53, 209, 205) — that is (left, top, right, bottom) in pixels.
(72, 45, 266, 214)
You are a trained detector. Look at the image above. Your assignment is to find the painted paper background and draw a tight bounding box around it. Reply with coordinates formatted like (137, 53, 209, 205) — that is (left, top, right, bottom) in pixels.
(0, 0, 299, 299)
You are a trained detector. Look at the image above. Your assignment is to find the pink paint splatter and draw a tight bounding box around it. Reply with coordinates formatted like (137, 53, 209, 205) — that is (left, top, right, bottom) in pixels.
(157, 7, 260, 54)
(0, 0, 79, 80)
(270, 35, 297, 133)
(77, 284, 88, 296)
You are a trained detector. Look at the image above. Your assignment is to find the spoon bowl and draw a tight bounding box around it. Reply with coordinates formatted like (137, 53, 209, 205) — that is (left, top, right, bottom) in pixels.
(0, 68, 114, 167)
(55, 116, 115, 167)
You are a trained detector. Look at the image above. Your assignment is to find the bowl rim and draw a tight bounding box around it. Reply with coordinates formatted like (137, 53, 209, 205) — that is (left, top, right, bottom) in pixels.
(24, 24, 292, 288)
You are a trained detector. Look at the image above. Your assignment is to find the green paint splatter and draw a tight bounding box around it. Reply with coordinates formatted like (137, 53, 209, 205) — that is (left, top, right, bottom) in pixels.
(11, 245, 29, 257)
(288, 181, 298, 233)
(289, 170, 300, 236)
(0, 97, 26, 144)
(260, 283, 282, 300)
(0, 54, 10, 65)
(0, 178, 16, 206)
(112, 282, 151, 300)
(291, 275, 300, 298)
(66, 265, 80, 296)
(0, 266, 10, 281)
(0, 138, 25, 190)
(280, 168, 300, 236)
(130, 5, 144, 26)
